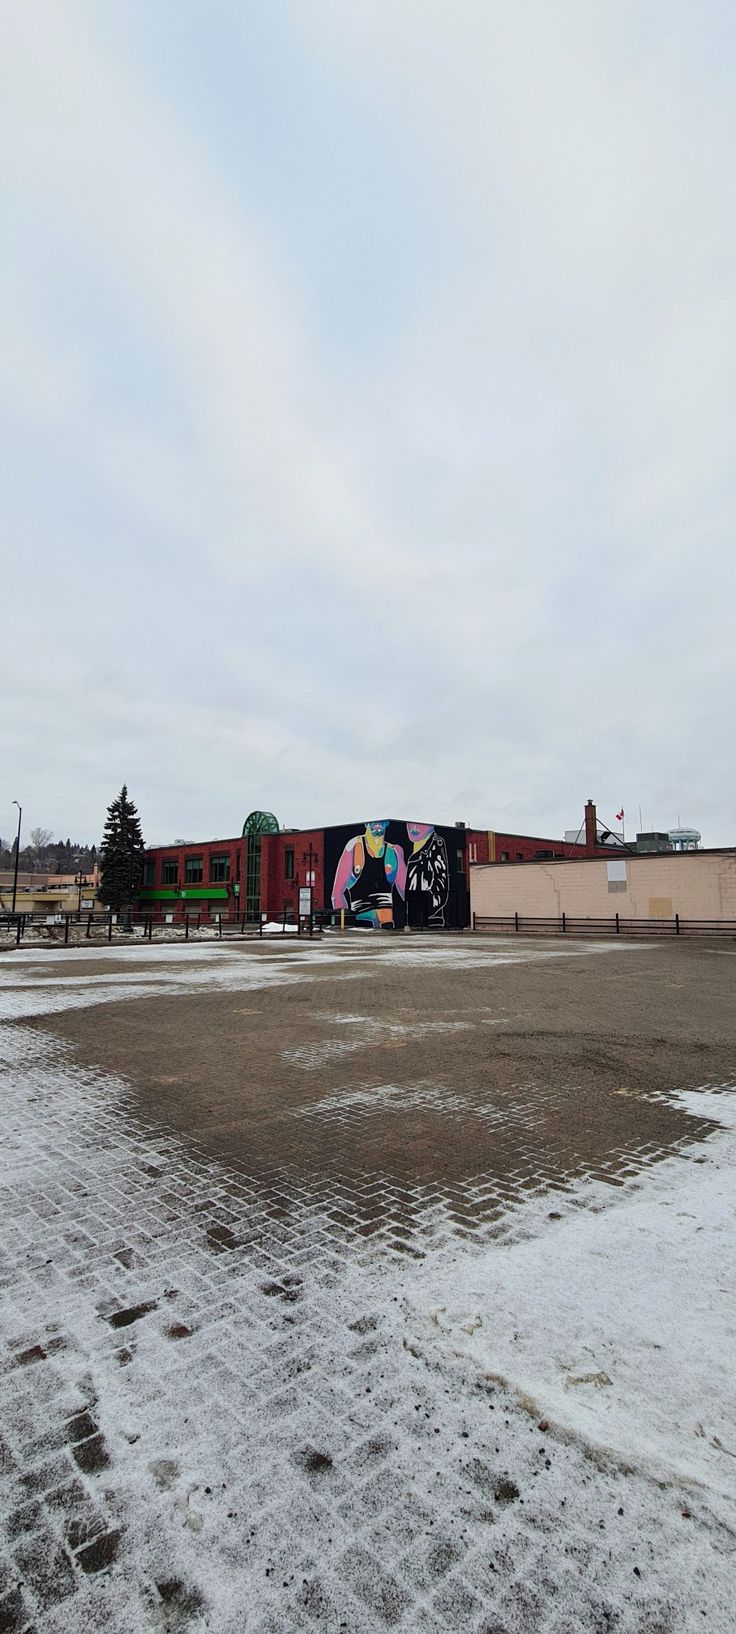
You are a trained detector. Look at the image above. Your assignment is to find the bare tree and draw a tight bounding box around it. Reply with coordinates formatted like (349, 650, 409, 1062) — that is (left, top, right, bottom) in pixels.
(29, 827, 54, 868)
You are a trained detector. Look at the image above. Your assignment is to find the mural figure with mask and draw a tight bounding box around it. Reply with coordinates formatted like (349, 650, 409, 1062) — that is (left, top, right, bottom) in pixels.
(405, 821, 450, 928)
(331, 820, 406, 927)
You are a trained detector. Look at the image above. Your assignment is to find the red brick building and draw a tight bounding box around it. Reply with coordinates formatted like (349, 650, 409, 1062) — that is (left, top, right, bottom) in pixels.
(138, 827, 330, 925)
(139, 835, 246, 923)
(469, 829, 579, 865)
(138, 804, 607, 927)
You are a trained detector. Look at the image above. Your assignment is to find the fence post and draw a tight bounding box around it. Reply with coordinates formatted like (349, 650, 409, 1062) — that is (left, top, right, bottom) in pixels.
(86, 912, 92, 938)
(675, 912, 680, 936)
(615, 912, 620, 934)
(16, 915, 22, 946)
(218, 913, 222, 939)
(562, 911, 566, 933)
(514, 912, 519, 932)
(64, 914, 70, 946)
(259, 915, 263, 938)
(108, 909, 113, 943)
(472, 912, 476, 931)
(282, 908, 287, 934)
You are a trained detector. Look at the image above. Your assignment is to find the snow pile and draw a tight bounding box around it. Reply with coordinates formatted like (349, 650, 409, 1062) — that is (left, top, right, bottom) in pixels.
(409, 1088, 736, 1508)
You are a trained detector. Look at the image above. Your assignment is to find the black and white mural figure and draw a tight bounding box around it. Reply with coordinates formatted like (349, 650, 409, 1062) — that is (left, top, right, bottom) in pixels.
(405, 822, 450, 928)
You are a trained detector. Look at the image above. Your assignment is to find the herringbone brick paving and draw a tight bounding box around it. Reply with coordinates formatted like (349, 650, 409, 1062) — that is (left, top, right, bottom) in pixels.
(1, 939, 734, 1631)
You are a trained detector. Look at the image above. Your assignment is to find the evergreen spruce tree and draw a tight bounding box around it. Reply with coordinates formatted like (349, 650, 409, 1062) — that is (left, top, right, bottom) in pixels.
(99, 785, 145, 914)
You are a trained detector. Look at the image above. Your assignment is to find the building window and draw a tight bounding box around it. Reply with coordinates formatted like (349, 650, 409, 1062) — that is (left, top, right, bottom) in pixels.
(468, 842, 477, 863)
(457, 850, 465, 872)
(142, 860, 155, 887)
(501, 851, 510, 862)
(210, 854, 230, 883)
(515, 852, 524, 861)
(284, 848, 294, 881)
(162, 859, 178, 885)
(185, 857, 203, 884)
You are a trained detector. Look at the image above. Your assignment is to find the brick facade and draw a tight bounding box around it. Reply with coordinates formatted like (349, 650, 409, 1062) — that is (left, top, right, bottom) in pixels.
(470, 849, 736, 923)
(466, 829, 593, 865)
(260, 829, 325, 924)
(139, 836, 246, 921)
(138, 809, 607, 924)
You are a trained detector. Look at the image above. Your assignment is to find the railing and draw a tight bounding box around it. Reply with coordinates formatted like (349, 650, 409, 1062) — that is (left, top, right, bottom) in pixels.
(0, 904, 475, 947)
(0, 909, 264, 946)
(0, 906, 347, 945)
(472, 912, 736, 937)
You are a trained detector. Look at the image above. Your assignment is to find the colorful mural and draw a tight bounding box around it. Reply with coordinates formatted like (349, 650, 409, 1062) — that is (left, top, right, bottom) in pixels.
(331, 820, 406, 927)
(326, 819, 466, 929)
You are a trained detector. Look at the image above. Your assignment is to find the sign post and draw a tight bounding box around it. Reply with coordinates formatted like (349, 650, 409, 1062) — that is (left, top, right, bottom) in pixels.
(298, 885, 313, 938)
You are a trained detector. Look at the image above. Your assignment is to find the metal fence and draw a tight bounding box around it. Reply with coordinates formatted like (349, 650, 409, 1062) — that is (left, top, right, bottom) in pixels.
(0, 905, 478, 946)
(472, 912, 736, 938)
(0, 905, 370, 945)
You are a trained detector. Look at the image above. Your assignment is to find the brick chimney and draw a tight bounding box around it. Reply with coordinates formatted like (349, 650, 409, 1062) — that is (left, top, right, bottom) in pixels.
(584, 799, 597, 855)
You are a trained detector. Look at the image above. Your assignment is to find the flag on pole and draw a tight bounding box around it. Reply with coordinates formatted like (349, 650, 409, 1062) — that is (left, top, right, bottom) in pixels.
(616, 808, 625, 822)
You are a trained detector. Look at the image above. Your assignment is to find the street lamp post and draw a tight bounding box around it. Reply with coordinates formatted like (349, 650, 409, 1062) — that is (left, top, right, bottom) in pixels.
(11, 801, 22, 916)
(126, 842, 135, 930)
(75, 872, 89, 918)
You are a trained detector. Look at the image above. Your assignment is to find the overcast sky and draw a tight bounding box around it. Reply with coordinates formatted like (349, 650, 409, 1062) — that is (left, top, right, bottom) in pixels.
(2, 2, 735, 847)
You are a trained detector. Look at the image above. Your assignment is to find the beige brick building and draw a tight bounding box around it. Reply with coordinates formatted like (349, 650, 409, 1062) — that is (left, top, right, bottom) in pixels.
(471, 849, 736, 925)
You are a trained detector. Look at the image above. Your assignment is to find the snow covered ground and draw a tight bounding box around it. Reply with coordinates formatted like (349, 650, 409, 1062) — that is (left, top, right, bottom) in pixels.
(0, 941, 734, 1632)
(409, 1089, 736, 1504)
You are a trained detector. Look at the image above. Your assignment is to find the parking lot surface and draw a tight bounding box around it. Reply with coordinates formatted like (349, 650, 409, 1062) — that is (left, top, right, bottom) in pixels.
(1, 935, 735, 1632)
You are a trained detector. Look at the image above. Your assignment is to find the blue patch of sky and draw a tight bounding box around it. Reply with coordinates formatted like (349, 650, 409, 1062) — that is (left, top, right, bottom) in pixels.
(96, 0, 451, 380)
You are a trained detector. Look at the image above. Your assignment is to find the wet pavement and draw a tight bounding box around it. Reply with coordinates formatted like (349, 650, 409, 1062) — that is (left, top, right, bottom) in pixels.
(1, 935, 735, 1632)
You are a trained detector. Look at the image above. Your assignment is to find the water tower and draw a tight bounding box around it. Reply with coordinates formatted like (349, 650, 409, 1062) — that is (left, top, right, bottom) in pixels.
(668, 826, 701, 851)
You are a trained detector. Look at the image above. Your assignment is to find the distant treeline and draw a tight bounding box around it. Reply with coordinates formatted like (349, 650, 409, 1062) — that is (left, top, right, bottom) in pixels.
(0, 833, 98, 875)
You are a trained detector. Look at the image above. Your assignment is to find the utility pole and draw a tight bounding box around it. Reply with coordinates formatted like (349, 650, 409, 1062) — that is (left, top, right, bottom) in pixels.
(11, 801, 22, 915)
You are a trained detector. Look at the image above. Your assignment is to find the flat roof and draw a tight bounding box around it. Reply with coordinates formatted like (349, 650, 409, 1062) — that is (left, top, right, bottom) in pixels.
(144, 836, 244, 852)
(471, 847, 734, 867)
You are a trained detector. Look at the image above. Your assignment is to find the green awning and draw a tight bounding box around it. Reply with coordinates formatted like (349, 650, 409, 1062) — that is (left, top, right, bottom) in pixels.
(140, 888, 229, 901)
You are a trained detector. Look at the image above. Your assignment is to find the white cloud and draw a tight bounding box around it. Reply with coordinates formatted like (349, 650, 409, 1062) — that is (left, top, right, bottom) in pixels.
(1, 1, 734, 843)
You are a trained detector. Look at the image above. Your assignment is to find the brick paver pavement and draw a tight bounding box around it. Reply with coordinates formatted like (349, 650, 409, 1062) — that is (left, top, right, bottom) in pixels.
(1, 939, 734, 1632)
